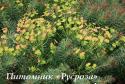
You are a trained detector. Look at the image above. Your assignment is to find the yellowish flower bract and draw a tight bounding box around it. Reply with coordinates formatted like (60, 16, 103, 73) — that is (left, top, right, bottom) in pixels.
(86, 63, 91, 67)
(92, 64, 97, 69)
(79, 51, 85, 59)
(34, 49, 41, 56)
(0, 48, 3, 54)
(120, 36, 125, 42)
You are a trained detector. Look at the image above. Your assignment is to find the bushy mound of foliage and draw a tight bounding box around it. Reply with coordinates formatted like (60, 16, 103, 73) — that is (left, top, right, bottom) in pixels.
(0, 0, 125, 84)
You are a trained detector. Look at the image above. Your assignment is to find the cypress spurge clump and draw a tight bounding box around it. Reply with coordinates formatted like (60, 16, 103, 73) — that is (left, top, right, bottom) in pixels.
(1, 0, 125, 83)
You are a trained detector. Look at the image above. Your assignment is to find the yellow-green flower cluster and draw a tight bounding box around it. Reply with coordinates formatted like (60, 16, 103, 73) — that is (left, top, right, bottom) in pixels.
(43, 0, 84, 33)
(15, 0, 23, 7)
(76, 26, 114, 46)
(0, 9, 55, 58)
(73, 48, 85, 59)
(0, 44, 19, 56)
(44, 0, 78, 17)
(15, 12, 55, 51)
(85, 63, 97, 70)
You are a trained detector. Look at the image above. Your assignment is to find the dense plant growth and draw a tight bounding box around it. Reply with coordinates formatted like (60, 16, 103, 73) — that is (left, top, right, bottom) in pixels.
(0, 0, 125, 84)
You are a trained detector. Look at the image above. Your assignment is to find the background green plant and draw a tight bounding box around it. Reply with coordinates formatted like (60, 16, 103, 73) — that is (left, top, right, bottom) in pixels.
(80, 0, 125, 31)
